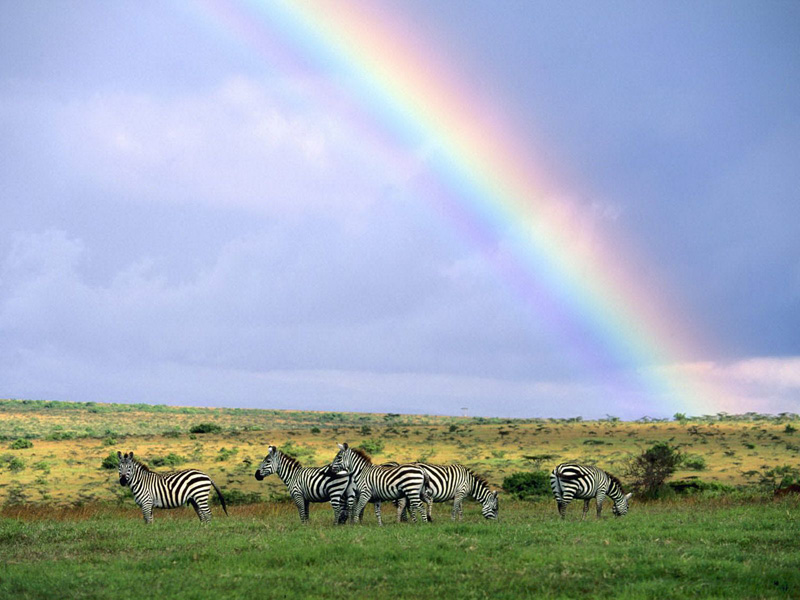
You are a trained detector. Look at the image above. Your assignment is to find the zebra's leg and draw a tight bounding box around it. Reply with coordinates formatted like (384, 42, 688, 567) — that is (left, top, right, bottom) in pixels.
(411, 496, 428, 523)
(581, 499, 590, 521)
(596, 492, 606, 518)
(194, 497, 212, 523)
(557, 500, 568, 519)
(374, 501, 383, 526)
(292, 493, 308, 523)
(141, 504, 154, 524)
(396, 497, 408, 523)
(353, 493, 369, 525)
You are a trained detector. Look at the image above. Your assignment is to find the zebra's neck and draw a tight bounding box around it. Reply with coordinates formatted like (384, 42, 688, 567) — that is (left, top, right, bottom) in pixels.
(129, 463, 154, 493)
(469, 473, 492, 502)
(347, 451, 369, 477)
(605, 476, 625, 502)
(275, 453, 302, 485)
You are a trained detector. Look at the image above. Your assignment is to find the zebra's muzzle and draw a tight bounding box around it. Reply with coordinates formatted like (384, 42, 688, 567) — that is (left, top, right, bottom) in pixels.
(119, 475, 128, 486)
(254, 470, 264, 481)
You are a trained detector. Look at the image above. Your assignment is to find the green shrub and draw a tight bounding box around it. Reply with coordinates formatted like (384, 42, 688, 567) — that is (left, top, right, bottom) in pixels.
(358, 438, 385, 456)
(625, 442, 682, 499)
(150, 453, 187, 467)
(216, 447, 239, 462)
(502, 471, 551, 500)
(101, 452, 120, 470)
(310, 426, 321, 434)
(190, 423, 222, 434)
(682, 455, 707, 471)
(210, 488, 262, 506)
(6, 456, 25, 472)
(10, 438, 33, 449)
(669, 478, 735, 495)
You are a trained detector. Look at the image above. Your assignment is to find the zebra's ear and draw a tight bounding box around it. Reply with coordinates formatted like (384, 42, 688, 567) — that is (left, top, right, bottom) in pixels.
(129, 451, 134, 459)
(625, 492, 633, 501)
(117, 451, 122, 459)
(493, 490, 499, 498)
(268, 446, 276, 454)
(337, 443, 345, 450)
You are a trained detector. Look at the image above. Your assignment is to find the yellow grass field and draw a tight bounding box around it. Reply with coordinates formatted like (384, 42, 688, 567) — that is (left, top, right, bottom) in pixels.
(1, 399, 798, 506)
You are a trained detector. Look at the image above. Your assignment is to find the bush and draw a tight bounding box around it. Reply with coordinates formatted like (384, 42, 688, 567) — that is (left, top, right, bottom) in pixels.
(10, 438, 33, 449)
(669, 478, 735, 496)
(358, 439, 385, 456)
(101, 452, 120, 470)
(625, 442, 682, 499)
(150, 453, 187, 467)
(682, 455, 707, 471)
(190, 423, 223, 434)
(760, 465, 800, 491)
(502, 471, 551, 500)
(5, 456, 26, 472)
(211, 488, 262, 506)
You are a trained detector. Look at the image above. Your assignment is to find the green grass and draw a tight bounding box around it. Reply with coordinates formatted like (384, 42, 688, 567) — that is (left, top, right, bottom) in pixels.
(2, 498, 798, 599)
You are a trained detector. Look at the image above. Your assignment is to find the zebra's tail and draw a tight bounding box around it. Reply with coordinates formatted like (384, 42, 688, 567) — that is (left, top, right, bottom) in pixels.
(421, 470, 433, 523)
(210, 478, 228, 516)
(550, 468, 564, 501)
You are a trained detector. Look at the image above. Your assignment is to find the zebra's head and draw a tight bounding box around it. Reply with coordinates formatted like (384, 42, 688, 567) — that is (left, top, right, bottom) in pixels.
(612, 492, 633, 516)
(330, 443, 353, 474)
(254, 446, 278, 481)
(117, 451, 135, 486)
(481, 490, 499, 520)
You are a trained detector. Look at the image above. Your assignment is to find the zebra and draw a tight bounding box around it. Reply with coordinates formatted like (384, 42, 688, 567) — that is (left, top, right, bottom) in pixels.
(254, 445, 351, 524)
(330, 443, 430, 525)
(396, 463, 499, 521)
(550, 463, 632, 519)
(117, 451, 228, 523)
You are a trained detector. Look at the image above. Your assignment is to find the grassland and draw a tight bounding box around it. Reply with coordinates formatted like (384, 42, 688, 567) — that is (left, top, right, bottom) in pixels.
(2, 400, 799, 598)
(2, 498, 799, 599)
(1, 399, 799, 506)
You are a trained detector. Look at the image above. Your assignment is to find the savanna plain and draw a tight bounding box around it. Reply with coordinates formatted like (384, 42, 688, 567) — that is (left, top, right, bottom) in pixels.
(1, 399, 799, 599)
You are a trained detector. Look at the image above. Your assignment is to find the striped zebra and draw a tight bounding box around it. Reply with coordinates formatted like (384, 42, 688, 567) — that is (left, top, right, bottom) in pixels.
(397, 463, 499, 521)
(117, 451, 228, 523)
(330, 443, 430, 525)
(550, 463, 632, 519)
(254, 445, 351, 524)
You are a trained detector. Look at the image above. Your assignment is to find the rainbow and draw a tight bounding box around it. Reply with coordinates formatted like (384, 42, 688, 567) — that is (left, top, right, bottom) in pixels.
(192, 0, 736, 416)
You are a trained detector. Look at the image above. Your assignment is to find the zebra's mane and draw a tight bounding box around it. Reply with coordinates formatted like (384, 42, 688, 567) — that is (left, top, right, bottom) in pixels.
(606, 471, 625, 493)
(132, 458, 152, 472)
(276, 451, 303, 468)
(468, 469, 490, 490)
(351, 447, 372, 463)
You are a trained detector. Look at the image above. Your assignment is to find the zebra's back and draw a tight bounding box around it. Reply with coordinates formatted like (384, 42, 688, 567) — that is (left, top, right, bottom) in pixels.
(550, 463, 608, 501)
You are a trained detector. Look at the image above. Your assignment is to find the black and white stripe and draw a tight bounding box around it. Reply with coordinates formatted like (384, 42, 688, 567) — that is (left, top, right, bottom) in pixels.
(398, 463, 499, 520)
(117, 451, 227, 523)
(254, 445, 351, 523)
(550, 463, 632, 519)
(330, 443, 429, 525)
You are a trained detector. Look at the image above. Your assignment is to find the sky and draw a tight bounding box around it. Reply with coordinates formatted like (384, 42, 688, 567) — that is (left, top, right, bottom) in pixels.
(1, 1, 799, 419)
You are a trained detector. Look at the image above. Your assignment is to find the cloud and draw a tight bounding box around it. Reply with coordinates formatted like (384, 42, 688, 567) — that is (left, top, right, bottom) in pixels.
(51, 77, 418, 216)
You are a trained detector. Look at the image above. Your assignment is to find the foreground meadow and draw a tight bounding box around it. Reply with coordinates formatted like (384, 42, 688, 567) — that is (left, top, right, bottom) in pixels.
(2, 498, 799, 599)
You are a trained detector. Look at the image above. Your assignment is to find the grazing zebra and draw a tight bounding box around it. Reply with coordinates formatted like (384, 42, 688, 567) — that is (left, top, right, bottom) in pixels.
(397, 463, 499, 521)
(550, 463, 632, 519)
(330, 443, 430, 525)
(254, 445, 351, 524)
(117, 451, 227, 523)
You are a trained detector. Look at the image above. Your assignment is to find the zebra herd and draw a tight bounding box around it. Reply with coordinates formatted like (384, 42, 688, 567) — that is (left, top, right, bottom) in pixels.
(116, 446, 630, 524)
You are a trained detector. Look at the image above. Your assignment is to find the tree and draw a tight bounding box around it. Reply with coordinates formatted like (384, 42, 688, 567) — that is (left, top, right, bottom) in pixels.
(625, 442, 682, 499)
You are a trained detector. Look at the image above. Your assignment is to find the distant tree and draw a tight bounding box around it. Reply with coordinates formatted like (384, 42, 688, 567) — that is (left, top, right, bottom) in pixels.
(502, 471, 551, 500)
(625, 442, 682, 498)
(190, 423, 223, 434)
